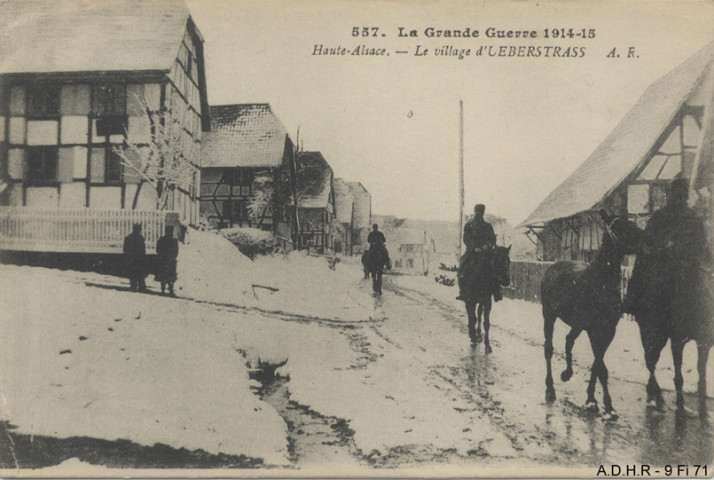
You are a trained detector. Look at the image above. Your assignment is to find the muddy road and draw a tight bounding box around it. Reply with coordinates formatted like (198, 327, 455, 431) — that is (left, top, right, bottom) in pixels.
(261, 275, 714, 471)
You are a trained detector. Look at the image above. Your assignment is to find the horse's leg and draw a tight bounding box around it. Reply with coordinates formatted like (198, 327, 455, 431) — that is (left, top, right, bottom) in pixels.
(475, 303, 483, 343)
(376, 267, 383, 295)
(466, 301, 478, 344)
(671, 338, 686, 412)
(585, 332, 600, 411)
(561, 327, 582, 382)
(639, 323, 668, 409)
(483, 299, 493, 354)
(544, 308, 557, 402)
(697, 342, 710, 420)
(595, 330, 618, 419)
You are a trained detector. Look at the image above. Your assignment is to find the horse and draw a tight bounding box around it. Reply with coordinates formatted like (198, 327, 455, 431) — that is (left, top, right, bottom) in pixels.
(630, 233, 713, 419)
(361, 250, 370, 279)
(364, 245, 391, 295)
(461, 245, 511, 353)
(541, 210, 642, 420)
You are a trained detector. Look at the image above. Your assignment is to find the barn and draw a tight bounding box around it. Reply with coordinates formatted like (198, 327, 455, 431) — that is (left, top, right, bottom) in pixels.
(513, 40, 714, 301)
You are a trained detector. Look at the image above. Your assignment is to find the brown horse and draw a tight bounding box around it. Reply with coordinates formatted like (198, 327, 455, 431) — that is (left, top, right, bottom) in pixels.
(541, 211, 642, 420)
(631, 234, 713, 419)
(462, 245, 511, 353)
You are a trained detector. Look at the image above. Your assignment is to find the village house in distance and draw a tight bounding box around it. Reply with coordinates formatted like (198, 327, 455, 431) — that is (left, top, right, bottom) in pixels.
(0, 0, 372, 259)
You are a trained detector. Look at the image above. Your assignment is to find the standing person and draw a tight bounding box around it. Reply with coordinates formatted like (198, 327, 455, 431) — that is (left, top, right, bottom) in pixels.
(123, 223, 147, 292)
(156, 225, 179, 297)
(456, 204, 499, 301)
(366, 224, 390, 294)
(624, 178, 712, 316)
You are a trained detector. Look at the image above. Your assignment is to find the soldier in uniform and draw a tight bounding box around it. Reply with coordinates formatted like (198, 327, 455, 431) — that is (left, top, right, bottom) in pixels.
(123, 223, 147, 292)
(624, 178, 712, 316)
(457, 204, 499, 301)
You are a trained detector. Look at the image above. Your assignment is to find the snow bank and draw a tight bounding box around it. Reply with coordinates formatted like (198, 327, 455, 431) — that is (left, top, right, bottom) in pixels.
(178, 229, 257, 307)
(252, 252, 377, 322)
(0, 265, 288, 465)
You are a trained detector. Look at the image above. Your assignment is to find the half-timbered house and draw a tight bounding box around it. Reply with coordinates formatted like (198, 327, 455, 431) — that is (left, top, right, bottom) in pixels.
(347, 181, 371, 254)
(333, 177, 354, 255)
(296, 152, 335, 252)
(0, 0, 208, 253)
(199, 103, 294, 248)
(521, 40, 714, 263)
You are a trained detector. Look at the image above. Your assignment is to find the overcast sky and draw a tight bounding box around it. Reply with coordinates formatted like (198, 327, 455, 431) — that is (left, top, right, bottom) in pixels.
(184, 0, 713, 224)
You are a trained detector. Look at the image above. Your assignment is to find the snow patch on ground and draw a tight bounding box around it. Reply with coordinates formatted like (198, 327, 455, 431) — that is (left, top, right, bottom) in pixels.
(0, 265, 288, 465)
(178, 229, 256, 307)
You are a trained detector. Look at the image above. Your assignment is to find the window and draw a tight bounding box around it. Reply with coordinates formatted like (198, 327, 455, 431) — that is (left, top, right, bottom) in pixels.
(28, 84, 60, 117)
(406, 258, 414, 268)
(223, 199, 248, 224)
(27, 146, 58, 183)
(93, 84, 127, 137)
(105, 149, 123, 183)
(93, 85, 126, 116)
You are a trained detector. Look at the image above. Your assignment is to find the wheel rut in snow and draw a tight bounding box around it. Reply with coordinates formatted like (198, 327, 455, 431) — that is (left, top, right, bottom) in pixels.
(254, 376, 364, 467)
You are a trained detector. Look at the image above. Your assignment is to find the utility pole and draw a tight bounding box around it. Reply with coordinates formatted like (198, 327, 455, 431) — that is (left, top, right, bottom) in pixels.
(458, 99, 464, 263)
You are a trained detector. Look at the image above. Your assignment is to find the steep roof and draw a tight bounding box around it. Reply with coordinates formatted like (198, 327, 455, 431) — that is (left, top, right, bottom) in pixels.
(333, 178, 354, 224)
(201, 104, 289, 168)
(389, 228, 427, 246)
(298, 152, 333, 209)
(521, 40, 714, 227)
(0, 0, 194, 75)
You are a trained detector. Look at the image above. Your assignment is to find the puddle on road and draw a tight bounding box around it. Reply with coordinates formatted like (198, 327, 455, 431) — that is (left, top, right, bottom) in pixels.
(254, 376, 364, 467)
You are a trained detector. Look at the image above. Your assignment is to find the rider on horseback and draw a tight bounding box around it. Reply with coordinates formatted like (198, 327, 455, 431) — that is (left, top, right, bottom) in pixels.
(367, 224, 391, 268)
(456, 204, 502, 302)
(623, 178, 713, 316)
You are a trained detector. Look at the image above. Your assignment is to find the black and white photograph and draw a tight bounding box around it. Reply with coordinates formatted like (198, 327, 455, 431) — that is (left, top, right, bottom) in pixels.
(0, 0, 713, 477)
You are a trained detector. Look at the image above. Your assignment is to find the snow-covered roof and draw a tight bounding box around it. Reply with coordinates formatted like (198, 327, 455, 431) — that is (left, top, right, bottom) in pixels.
(521, 40, 714, 227)
(201, 104, 289, 168)
(389, 228, 427, 246)
(298, 152, 333, 208)
(333, 178, 354, 224)
(0, 0, 194, 75)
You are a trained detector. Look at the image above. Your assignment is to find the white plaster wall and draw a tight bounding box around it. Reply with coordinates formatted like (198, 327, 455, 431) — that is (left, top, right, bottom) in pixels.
(26, 187, 59, 207)
(59, 183, 87, 208)
(9, 117, 25, 145)
(61, 116, 89, 144)
(89, 186, 122, 210)
(26, 120, 58, 146)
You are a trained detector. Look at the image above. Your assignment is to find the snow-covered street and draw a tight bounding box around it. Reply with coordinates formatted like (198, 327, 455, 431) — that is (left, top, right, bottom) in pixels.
(1, 231, 712, 476)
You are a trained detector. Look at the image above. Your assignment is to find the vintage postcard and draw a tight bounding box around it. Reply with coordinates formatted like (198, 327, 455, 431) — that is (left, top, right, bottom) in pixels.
(0, 0, 713, 478)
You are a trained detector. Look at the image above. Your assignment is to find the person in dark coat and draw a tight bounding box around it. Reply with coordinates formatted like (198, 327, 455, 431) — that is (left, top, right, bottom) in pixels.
(156, 225, 179, 296)
(123, 223, 147, 292)
(457, 204, 500, 301)
(624, 178, 712, 316)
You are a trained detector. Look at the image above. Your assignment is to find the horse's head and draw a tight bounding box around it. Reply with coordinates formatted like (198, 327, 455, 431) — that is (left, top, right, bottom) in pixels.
(599, 210, 644, 255)
(493, 245, 512, 287)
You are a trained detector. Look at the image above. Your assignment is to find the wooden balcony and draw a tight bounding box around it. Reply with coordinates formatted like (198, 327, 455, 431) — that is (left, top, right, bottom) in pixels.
(0, 207, 180, 254)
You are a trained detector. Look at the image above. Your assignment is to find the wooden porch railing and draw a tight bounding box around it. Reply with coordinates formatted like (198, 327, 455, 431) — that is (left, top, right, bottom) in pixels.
(0, 207, 180, 254)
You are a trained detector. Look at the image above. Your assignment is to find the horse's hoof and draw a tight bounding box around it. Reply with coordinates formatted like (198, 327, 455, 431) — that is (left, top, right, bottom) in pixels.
(485, 345, 492, 354)
(677, 406, 698, 419)
(602, 410, 619, 422)
(646, 397, 666, 411)
(560, 369, 573, 382)
(545, 390, 556, 403)
(585, 401, 599, 412)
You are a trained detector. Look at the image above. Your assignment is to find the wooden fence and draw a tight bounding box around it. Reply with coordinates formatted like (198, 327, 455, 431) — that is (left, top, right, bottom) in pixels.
(507, 260, 635, 305)
(0, 207, 180, 254)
